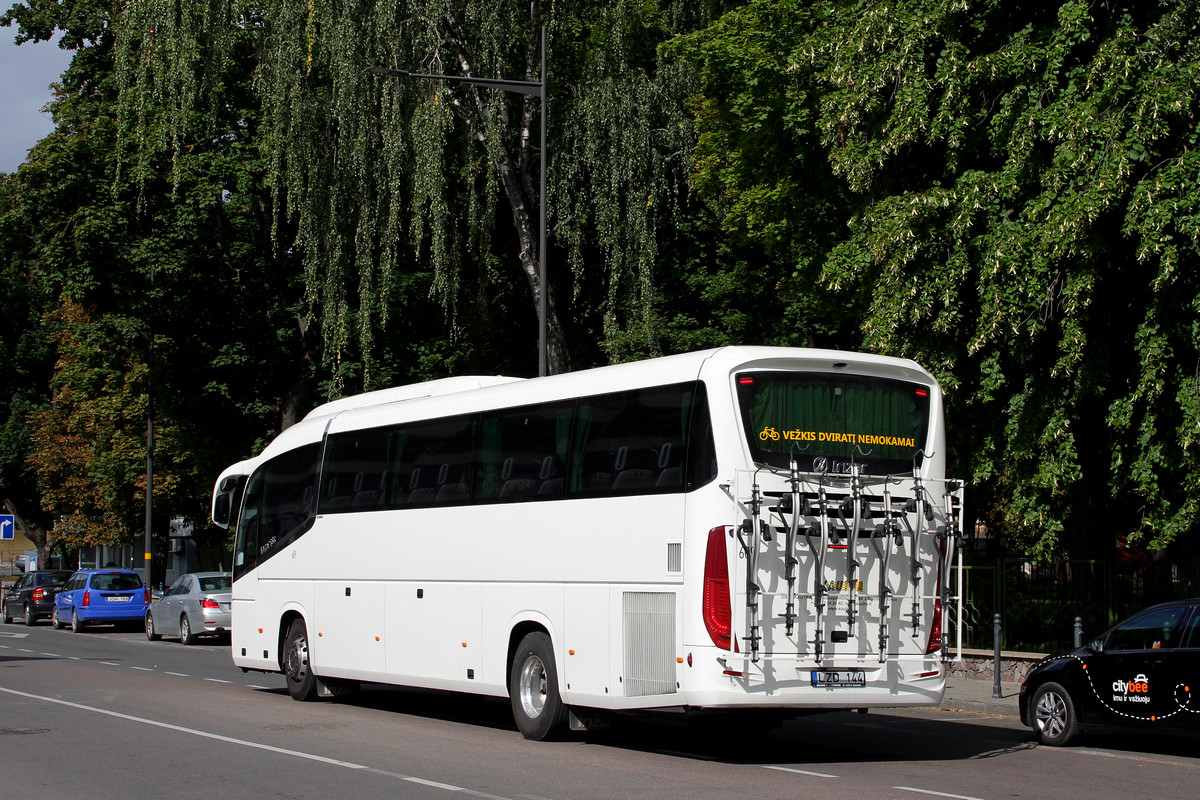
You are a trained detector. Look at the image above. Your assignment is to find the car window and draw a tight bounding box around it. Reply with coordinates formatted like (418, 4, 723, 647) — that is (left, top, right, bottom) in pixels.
(198, 576, 231, 592)
(15, 575, 30, 590)
(91, 573, 143, 592)
(1180, 609, 1200, 649)
(1105, 606, 1187, 651)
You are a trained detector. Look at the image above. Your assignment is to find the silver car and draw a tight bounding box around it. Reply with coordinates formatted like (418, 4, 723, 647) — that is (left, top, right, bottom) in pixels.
(145, 572, 232, 645)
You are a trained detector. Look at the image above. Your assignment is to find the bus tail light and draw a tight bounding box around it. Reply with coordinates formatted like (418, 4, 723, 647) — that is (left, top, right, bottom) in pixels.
(703, 526, 732, 649)
(926, 540, 946, 654)
(926, 595, 943, 654)
(82, 591, 90, 607)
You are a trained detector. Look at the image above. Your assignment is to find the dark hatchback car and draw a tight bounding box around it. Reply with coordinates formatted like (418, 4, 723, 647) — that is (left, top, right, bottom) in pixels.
(1020, 599, 1200, 746)
(2, 570, 74, 625)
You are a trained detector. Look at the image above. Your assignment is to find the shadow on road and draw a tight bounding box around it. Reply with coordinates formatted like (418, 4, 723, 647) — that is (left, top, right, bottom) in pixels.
(325, 684, 1044, 764)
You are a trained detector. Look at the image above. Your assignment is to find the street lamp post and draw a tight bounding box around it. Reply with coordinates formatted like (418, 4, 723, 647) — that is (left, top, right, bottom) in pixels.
(368, 26, 549, 377)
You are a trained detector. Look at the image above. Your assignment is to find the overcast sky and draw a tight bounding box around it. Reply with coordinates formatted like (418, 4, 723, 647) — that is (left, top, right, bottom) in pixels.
(0, 31, 72, 174)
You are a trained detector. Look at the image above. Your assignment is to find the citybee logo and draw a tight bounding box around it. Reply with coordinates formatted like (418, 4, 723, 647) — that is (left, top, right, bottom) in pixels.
(1112, 673, 1151, 704)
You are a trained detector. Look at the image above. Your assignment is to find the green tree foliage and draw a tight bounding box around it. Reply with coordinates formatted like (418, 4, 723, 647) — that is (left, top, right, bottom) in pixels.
(673, 0, 1200, 559)
(111, 0, 709, 381)
(1, 0, 326, 558)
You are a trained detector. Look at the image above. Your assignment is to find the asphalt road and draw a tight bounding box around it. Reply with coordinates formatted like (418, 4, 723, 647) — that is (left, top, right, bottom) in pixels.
(1, 622, 1197, 800)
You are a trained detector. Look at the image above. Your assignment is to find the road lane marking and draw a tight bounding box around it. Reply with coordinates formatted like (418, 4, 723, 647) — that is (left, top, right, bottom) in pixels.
(765, 765, 839, 778)
(132, 666, 154, 671)
(0, 686, 516, 799)
(205, 678, 232, 684)
(894, 787, 986, 800)
(165, 671, 190, 677)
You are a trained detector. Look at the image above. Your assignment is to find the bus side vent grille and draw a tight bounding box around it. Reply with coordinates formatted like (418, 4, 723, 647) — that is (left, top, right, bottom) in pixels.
(667, 543, 682, 573)
(622, 592, 677, 697)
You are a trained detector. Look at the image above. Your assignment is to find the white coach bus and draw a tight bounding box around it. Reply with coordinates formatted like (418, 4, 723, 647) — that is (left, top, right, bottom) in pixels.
(211, 346, 964, 739)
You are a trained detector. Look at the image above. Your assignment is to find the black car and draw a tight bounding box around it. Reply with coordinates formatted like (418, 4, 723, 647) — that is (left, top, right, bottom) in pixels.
(2, 569, 74, 626)
(1020, 599, 1200, 746)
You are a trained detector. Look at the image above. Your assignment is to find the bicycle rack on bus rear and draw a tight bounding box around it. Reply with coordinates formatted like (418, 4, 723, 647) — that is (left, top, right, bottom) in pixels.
(733, 461, 963, 665)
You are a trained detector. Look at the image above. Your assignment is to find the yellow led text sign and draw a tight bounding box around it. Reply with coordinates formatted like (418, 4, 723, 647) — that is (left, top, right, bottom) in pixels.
(758, 426, 916, 448)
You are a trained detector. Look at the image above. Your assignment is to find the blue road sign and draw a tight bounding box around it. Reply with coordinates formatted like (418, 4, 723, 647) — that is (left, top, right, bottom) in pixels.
(0, 515, 14, 540)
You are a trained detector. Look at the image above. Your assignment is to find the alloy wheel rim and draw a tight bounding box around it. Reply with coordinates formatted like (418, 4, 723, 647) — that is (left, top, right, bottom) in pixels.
(519, 655, 547, 719)
(1035, 691, 1066, 737)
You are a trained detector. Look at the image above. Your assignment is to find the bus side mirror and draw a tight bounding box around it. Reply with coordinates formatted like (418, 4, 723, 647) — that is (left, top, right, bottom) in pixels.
(213, 493, 231, 527)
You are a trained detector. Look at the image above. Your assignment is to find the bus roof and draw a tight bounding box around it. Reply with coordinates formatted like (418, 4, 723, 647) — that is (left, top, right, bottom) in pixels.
(222, 346, 935, 477)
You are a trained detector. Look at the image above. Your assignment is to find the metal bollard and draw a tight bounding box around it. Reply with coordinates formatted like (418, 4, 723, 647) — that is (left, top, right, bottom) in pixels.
(1074, 616, 1083, 649)
(992, 613, 1002, 699)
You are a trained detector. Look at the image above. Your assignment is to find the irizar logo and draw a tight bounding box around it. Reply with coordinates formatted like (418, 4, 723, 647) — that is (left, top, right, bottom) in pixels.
(1112, 673, 1151, 704)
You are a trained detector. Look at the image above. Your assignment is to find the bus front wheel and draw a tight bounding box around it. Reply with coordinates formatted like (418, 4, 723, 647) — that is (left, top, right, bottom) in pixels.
(510, 632, 569, 741)
(283, 619, 319, 701)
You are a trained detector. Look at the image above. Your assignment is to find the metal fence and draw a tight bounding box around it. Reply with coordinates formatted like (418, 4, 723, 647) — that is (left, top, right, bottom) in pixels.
(951, 557, 1195, 653)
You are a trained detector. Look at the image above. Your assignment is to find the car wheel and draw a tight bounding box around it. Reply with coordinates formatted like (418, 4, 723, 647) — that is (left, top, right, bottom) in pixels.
(23, 603, 36, 626)
(145, 612, 161, 641)
(179, 615, 196, 646)
(1031, 681, 1080, 746)
(70, 609, 86, 633)
(509, 631, 569, 741)
(1, 601, 11, 625)
(283, 619, 318, 701)
(51, 606, 64, 629)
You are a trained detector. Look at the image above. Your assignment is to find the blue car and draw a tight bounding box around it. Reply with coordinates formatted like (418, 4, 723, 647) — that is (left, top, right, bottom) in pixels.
(52, 569, 148, 632)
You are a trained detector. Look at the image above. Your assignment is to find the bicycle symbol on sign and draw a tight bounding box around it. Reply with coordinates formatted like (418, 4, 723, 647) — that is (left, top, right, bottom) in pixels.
(759, 427, 780, 441)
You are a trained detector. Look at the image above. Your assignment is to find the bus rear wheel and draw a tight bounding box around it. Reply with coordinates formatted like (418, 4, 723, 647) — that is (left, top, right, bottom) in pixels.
(283, 619, 319, 701)
(509, 632, 569, 741)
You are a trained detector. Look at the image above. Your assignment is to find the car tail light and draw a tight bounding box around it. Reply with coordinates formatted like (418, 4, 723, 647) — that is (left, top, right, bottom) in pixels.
(32, 588, 44, 602)
(703, 526, 732, 650)
(200, 598, 220, 609)
(82, 590, 90, 607)
(144, 588, 150, 604)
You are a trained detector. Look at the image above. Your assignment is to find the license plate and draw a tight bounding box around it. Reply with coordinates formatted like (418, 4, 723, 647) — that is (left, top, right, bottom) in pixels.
(811, 669, 865, 688)
(106, 596, 132, 603)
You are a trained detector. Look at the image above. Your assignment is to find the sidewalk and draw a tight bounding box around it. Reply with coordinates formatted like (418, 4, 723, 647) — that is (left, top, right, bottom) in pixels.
(938, 676, 1022, 717)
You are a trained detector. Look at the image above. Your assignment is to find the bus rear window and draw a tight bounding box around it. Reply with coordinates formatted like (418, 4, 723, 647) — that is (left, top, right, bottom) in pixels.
(736, 372, 930, 475)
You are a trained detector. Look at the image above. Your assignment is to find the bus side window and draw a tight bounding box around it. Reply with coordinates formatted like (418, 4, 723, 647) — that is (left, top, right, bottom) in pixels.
(570, 383, 695, 498)
(401, 415, 477, 507)
(685, 384, 718, 490)
(320, 428, 393, 514)
(477, 401, 572, 502)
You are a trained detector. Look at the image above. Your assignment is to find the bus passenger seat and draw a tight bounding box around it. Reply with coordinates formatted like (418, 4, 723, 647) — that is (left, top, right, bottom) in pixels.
(537, 455, 565, 496)
(612, 446, 655, 491)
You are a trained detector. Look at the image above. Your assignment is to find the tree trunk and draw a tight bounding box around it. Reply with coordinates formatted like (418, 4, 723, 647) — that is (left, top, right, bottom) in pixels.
(440, 7, 570, 375)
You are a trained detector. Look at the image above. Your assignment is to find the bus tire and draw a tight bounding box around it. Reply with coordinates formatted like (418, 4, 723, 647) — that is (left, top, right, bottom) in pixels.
(283, 619, 319, 701)
(1030, 681, 1079, 746)
(509, 632, 569, 741)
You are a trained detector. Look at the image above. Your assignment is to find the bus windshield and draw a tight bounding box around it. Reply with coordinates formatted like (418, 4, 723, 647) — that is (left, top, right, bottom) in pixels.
(736, 371, 930, 475)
